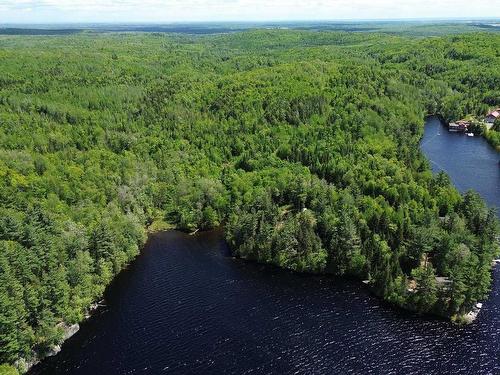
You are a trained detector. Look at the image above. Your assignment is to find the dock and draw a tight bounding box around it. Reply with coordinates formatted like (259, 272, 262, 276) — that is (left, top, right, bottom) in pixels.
(448, 119, 470, 132)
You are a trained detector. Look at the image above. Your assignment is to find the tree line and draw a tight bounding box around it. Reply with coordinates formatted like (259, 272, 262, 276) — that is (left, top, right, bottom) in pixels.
(0, 30, 498, 372)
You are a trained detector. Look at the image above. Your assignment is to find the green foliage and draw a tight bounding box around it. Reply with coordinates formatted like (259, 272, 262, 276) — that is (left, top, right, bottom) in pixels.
(485, 119, 500, 150)
(0, 364, 19, 375)
(0, 29, 498, 365)
(409, 265, 439, 314)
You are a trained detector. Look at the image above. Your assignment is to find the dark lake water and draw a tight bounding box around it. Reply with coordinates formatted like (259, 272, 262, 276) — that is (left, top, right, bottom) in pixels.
(31, 117, 500, 375)
(421, 116, 499, 214)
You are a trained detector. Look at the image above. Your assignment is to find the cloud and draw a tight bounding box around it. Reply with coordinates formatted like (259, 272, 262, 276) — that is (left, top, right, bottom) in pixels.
(0, 0, 498, 23)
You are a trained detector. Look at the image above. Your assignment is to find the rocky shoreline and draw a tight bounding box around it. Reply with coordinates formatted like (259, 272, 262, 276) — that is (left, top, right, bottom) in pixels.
(461, 303, 484, 324)
(14, 323, 79, 373)
(15, 300, 104, 374)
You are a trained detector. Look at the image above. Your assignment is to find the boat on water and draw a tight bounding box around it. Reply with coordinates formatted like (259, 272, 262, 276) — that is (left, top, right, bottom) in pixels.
(467, 133, 474, 137)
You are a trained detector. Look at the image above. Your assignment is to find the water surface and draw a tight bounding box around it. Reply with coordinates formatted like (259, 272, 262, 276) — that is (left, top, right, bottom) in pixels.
(421, 116, 499, 213)
(30, 118, 500, 374)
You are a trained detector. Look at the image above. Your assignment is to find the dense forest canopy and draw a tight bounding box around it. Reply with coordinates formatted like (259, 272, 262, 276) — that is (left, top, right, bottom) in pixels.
(0, 29, 499, 371)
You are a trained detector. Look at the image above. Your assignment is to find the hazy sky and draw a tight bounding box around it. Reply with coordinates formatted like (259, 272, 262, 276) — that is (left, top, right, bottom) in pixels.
(0, 0, 499, 24)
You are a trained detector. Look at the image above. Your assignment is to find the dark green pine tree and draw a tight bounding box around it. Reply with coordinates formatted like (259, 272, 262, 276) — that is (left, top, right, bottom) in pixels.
(0, 254, 30, 363)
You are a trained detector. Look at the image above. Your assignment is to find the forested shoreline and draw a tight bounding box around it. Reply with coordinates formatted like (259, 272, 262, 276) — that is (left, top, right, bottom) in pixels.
(0, 30, 499, 373)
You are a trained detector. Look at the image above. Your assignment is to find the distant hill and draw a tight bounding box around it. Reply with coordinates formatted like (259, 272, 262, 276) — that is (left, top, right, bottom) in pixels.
(0, 20, 499, 36)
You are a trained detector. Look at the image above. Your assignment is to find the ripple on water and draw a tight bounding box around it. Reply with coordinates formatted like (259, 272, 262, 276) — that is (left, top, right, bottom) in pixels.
(30, 118, 500, 375)
(29, 233, 500, 375)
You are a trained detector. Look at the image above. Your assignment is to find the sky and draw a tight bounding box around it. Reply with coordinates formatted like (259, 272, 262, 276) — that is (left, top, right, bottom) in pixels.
(0, 0, 499, 24)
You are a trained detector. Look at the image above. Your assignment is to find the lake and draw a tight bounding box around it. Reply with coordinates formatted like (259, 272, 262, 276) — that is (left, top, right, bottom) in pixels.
(421, 116, 499, 214)
(30, 117, 500, 374)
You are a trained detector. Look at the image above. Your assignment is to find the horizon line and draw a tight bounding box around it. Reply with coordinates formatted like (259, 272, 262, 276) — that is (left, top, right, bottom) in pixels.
(1, 17, 500, 26)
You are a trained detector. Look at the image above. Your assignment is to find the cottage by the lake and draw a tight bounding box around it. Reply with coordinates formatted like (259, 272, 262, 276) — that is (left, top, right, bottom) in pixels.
(485, 109, 500, 124)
